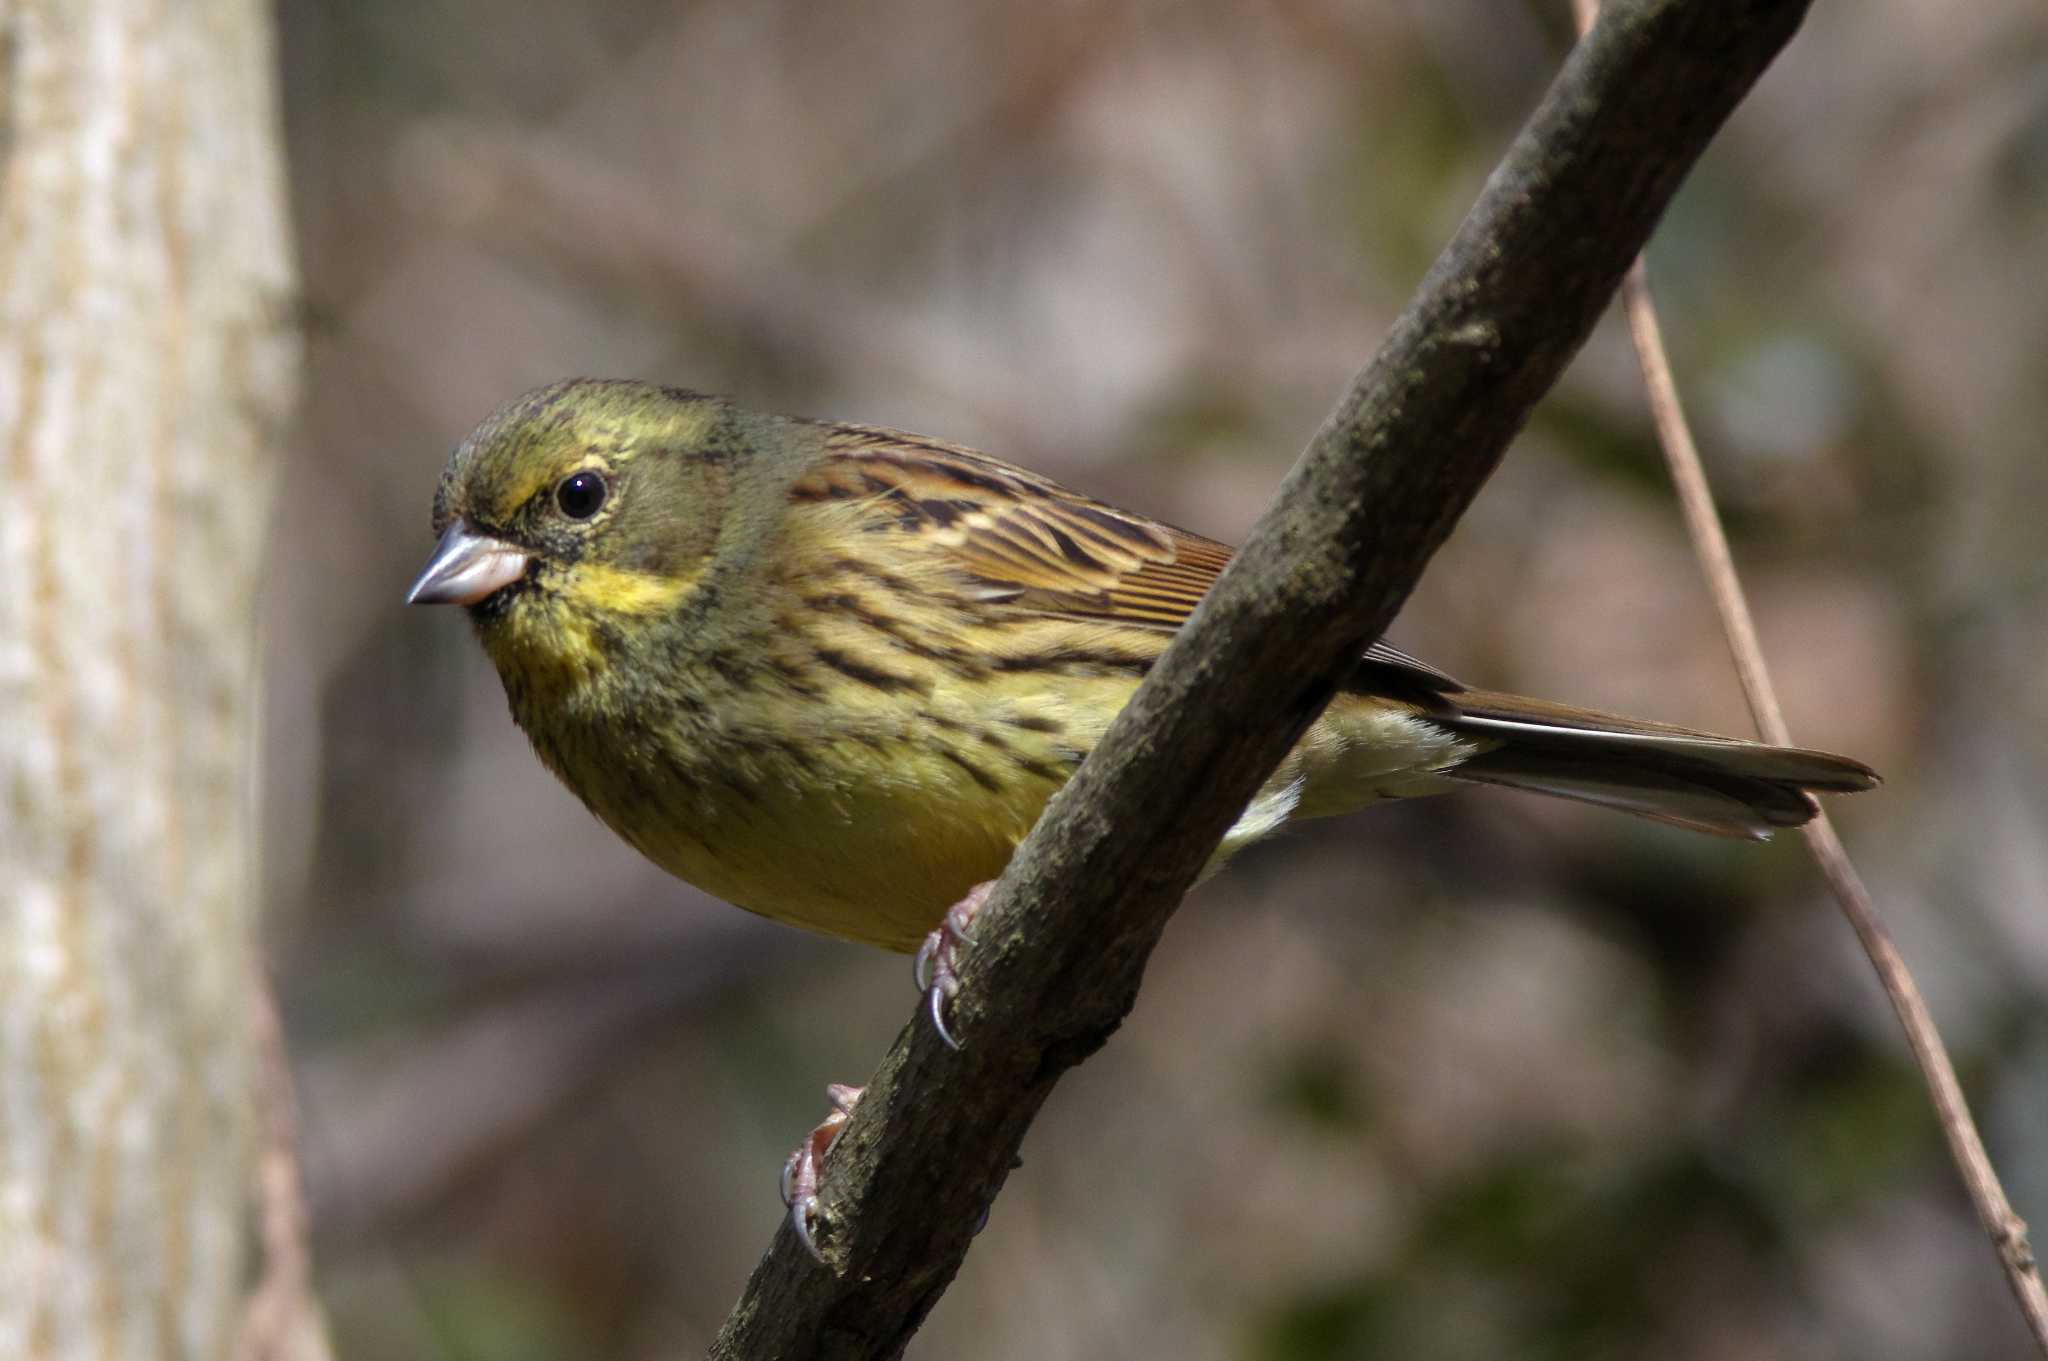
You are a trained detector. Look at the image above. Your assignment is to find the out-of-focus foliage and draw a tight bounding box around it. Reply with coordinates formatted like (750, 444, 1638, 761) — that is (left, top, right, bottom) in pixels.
(269, 1, 2048, 1357)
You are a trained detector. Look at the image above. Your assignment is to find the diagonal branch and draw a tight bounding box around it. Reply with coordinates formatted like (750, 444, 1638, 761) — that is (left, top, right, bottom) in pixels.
(711, 1, 1813, 1356)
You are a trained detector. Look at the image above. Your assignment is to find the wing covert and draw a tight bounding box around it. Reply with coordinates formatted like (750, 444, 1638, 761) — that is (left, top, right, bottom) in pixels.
(792, 424, 1462, 694)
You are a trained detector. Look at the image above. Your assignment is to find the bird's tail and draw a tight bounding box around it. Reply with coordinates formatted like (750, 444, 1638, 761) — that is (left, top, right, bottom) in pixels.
(1433, 689, 1879, 839)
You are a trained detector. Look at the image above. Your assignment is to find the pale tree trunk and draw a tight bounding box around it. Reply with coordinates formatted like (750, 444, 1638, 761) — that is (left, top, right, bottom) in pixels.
(0, 3, 306, 1359)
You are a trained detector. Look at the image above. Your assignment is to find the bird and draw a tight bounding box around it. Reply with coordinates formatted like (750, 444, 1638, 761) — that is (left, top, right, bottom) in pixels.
(408, 377, 1878, 1251)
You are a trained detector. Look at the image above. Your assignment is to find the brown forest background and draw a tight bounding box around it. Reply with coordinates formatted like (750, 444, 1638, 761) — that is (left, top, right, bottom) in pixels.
(268, 2, 2048, 1357)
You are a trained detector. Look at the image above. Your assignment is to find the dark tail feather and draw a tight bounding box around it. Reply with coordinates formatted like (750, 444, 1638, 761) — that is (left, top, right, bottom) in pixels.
(1436, 689, 1879, 839)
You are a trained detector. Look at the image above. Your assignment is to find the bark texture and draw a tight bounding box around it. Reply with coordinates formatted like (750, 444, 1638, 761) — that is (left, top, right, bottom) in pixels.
(0, 3, 300, 1358)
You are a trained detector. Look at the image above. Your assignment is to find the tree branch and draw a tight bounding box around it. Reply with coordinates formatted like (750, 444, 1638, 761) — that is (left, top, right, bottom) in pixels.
(711, 1, 1812, 1355)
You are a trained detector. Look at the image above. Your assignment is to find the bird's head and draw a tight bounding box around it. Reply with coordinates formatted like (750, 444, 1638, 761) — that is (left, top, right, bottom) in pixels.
(408, 379, 746, 699)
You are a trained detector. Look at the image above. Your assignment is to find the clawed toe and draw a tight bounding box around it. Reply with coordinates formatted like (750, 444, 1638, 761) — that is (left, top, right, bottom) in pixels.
(781, 1082, 862, 1262)
(914, 882, 993, 1050)
(778, 884, 997, 1258)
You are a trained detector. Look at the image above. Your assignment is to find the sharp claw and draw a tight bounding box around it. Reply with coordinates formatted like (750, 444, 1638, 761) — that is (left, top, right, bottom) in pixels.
(790, 1195, 826, 1263)
(929, 980, 960, 1050)
(918, 882, 994, 1050)
(781, 1084, 863, 1266)
(944, 892, 981, 948)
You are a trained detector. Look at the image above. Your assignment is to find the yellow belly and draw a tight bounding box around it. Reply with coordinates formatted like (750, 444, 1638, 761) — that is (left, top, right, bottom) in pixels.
(561, 675, 1113, 952)
(502, 591, 1476, 953)
(625, 775, 1033, 951)
(592, 690, 1473, 952)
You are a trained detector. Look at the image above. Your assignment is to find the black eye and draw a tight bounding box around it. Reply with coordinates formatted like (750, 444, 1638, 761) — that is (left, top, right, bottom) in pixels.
(555, 471, 607, 520)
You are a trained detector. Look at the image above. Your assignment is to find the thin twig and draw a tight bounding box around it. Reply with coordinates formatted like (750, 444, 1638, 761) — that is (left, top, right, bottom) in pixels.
(1629, 258, 2048, 1350)
(1571, 2, 2048, 1344)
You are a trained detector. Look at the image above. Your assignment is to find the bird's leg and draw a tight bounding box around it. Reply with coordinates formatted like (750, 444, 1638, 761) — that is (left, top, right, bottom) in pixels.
(779, 886, 991, 1258)
(779, 886, 990, 1258)
(780, 1081, 863, 1262)
(913, 881, 993, 1050)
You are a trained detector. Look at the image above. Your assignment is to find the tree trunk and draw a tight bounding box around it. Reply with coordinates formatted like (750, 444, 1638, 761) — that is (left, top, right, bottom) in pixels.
(0, 3, 302, 1358)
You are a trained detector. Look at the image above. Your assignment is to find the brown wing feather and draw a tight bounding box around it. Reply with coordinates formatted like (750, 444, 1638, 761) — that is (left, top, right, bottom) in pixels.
(793, 423, 1462, 692)
(787, 424, 1879, 837)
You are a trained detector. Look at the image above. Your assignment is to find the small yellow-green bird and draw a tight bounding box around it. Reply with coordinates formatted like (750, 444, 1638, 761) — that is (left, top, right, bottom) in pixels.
(412, 378, 1876, 949)
(410, 378, 1877, 1247)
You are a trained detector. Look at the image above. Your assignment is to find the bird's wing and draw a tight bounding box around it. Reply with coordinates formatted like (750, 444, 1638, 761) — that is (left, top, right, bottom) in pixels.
(794, 425, 1463, 694)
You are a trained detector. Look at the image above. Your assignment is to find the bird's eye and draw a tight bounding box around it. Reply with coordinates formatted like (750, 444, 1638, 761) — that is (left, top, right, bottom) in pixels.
(554, 471, 607, 520)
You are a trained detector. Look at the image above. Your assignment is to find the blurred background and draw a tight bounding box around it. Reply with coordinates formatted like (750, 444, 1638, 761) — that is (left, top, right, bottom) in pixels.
(266, 1, 2048, 1356)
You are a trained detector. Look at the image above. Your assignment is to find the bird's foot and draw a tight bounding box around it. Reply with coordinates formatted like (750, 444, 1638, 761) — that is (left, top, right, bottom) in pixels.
(913, 882, 993, 1049)
(781, 1082, 863, 1262)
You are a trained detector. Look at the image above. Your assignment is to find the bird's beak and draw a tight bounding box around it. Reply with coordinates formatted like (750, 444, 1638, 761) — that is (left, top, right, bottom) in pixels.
(406, 522, 533, 606)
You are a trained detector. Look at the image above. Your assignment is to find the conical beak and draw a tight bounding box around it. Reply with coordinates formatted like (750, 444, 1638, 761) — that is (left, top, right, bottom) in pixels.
(406, 522, 533, 606)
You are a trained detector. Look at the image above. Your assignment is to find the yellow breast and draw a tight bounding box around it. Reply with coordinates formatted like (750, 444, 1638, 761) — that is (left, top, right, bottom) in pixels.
(486, 530, 1473, 952)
